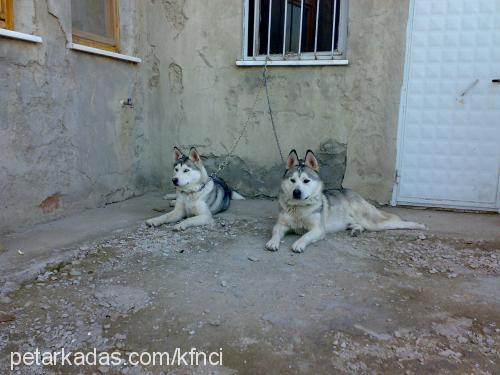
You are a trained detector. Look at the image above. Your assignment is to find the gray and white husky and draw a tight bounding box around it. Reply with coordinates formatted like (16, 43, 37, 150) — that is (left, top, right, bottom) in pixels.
(266, 149, 426, 253)
(146, 147, 243, 230)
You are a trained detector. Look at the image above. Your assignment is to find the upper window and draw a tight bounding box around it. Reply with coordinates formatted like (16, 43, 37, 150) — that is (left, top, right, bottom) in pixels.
(243, 0, 348, 63)
(71, 0, 120, 52)
(0, 0, 13, 30)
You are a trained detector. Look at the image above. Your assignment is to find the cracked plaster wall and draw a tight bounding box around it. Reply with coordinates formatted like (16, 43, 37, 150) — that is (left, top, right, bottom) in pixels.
(1, 0, 410, 232)
(0, 1, 158, 233)
(148, 0, 410, 200)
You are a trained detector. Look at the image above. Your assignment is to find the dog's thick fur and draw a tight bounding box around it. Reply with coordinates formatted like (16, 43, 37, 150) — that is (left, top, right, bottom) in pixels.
(146, 147, 243, 230)
(266, 150, 426, 253)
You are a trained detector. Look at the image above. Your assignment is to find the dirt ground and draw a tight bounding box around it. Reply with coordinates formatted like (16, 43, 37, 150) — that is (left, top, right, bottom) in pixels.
(0, 197, 499, 374)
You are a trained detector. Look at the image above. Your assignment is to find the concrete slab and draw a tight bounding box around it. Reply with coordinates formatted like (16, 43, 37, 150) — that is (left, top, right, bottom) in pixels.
(0, 193, 167, 291)
(0, 195, 498, 373)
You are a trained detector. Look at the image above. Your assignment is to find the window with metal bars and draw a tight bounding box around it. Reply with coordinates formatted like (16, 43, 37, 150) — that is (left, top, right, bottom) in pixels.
(242, 0, 348, 64)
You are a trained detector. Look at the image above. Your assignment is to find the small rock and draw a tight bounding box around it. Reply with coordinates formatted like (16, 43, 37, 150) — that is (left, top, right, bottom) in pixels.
(0, 314, 16, 323)
(418, 234, 426, 240)
(98, 365, 110, 374)
(457, 336, 468, 344)
(0, 296, 12, 304)
(439, 349, 462, 359)
(69, 270, 82, 277)
(247, 256, 259, 262)
(220, 280, 228, 287)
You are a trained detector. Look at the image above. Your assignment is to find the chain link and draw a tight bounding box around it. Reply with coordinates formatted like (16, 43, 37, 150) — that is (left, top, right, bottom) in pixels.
(211, 60, 284, 177)
(263, 62, 285, 164)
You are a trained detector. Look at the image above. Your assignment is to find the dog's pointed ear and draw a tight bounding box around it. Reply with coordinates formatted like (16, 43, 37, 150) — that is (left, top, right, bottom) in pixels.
(304, 150, 319, 171)
(173, 147, 184, 162)
(189, 147, 201, 163)
(287, 149, 299, 169)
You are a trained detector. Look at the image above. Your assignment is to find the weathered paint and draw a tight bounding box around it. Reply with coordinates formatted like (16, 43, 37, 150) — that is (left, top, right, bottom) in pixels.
(151, 0, 410, 202)
(0, 0, 410, 233)
(0, 1, 156, 233)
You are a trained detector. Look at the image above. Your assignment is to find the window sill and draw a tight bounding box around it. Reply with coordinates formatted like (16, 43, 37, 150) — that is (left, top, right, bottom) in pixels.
(236, 59, 348, 67)
(0, 28, 42, 43)
(66, 42, 141, 63)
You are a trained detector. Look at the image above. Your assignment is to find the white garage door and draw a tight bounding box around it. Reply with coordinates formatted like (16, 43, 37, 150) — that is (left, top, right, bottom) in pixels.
(393, 0, 500, 211)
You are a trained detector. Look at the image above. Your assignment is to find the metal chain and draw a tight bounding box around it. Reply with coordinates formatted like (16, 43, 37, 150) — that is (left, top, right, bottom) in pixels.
(211, 60, 285, 176)
(263, 61, 285, 163)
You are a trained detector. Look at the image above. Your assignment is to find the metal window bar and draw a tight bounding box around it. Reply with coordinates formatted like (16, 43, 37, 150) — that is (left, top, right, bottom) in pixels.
(267, 0, 272, 56)
(331, 0, 338, 56)
(243, 0, 249, 59)
(253, 0, 260, 58)
(298, 0, 304, 55)
(282, 0, 288, 58)
(337, 0, 348, 56)
(246, 0, 345, 61)
(313, 0, 320, 57)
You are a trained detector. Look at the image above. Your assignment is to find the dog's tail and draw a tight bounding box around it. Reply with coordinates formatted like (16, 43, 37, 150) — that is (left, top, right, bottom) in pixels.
(231, 191, 245, 200)
(346, 190, 425, 231)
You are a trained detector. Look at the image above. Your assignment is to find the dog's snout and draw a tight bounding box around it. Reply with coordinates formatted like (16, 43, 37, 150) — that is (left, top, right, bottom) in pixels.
(293, 189, 302, 199)
(172, 178, 179, 186)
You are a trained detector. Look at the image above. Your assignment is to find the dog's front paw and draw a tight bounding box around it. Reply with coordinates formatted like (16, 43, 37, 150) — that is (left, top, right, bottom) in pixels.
(173, 223, 186, 231)
(146, 218, 161, 227)
(349, 224, 364, 237)
(265, 238, 280, 252)
(350, 228, 363, 237)
(291, 240, 306, 253)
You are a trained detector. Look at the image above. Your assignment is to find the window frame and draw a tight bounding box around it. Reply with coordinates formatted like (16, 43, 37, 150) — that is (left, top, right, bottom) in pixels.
(240, 0, 348, 65)
(71, 0, 120, 52)
(0, 0, 14, 30)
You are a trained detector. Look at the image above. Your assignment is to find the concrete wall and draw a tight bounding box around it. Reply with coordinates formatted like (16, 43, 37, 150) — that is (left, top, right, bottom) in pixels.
(149, 0, 410, 201)
(0, 0, 410, 233)
(0, 1, 160, 233)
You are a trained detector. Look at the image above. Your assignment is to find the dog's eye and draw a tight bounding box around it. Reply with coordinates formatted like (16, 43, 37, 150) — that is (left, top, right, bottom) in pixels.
(290, 178, 296, 183)
(183, 169, 189, 173)
(175, 168, 178, 172)
(303, 179, 310, 184)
